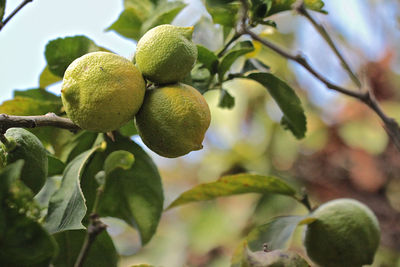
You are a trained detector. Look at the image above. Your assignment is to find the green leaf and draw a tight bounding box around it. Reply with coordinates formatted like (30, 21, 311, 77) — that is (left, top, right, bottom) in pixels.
(98, 133, 164, 245)
(104, 150, 135, 175)
(197, 44, 218, 74)
(53, 229, 118, 267)
(39, 65, 62, 88)
(0, 206, 58, 266)
(0, 162, 58, 266)
(0, 96, 62, 116)
(47, 154, 66, 176)
(219, 89, 235, 109)
(242, 58, 270, 73)
(45, 35, 103, 77)
(130, 265, 156, 267)
(124, 0, 154, 18)
(119, 120, 138, 137)
(14, 88, 61, 102)
(246, 72, 306, 139)
(205, 0, 240, 27)
(0, 0, 5, 21)
(246, 215, 305, 251)
(45, 145, 102, 234)
(140, 1, 187, 35)
(168, 173, 297, 209)
(219, 41, 254, 81)
(35, 175, 62, 210)
(106, 8, 143, 41)
(267, 0, 325, 17)
(59, 131, 99, 163)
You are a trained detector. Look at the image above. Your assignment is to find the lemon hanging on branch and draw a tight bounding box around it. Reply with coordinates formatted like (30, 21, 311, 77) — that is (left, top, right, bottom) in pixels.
(304, 198, 380, 267)
(135, 83, 211, 158)
(135, 24, 197, 84)
(61, 51, 146, 132)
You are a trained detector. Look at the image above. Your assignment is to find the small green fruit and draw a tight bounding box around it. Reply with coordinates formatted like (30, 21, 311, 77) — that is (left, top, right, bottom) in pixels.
(135, 24, 197, 84)
(2, 128, 48, 194)
(304, 198, 380, 267)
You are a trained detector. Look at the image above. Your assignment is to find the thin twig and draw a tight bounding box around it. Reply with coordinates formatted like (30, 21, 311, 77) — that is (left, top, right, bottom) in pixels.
(74, 186, 106, 267)
(237, 0, 400, 151)
(293, 1, 362, 88)
(0, 0, 33, 31)
(0, 113, 80, 132)
(217, 32, 241, 57)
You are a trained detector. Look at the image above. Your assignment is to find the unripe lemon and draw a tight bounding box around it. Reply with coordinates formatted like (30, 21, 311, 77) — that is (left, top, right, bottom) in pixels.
(135, 83, 210, 158)
(61, 51, 146, 132)
(304, 198, 380, 267)
(135, 24, 197, 84)
(1, 128, 48, 194)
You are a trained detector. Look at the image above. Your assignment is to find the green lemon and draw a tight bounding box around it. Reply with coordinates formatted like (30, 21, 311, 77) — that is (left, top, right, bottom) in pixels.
(135, 24, 197, 84)
(135, 83, 211, 158)
(304, 198, 380, 267)
(61, 51, 146, 132)
(1, 128, 48, 194)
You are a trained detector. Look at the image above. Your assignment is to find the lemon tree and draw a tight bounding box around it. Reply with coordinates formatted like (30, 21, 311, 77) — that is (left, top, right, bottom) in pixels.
(1, 0, 396, 266)
(61, 51, 145, 132)
(135, 83, 211, 158)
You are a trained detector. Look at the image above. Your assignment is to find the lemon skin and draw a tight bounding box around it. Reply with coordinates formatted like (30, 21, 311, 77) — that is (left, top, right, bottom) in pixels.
(1, 128, 48, 194)
(135, 83, 210, 158)
(135, 24, 197, 84)
(61, 51, 146, 132)
(304, 198, 380, 267)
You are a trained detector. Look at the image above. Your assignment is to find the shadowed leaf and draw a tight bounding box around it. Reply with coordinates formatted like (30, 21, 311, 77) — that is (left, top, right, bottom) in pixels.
(219, 41, 254, 81)
(246, 72, 306, 139)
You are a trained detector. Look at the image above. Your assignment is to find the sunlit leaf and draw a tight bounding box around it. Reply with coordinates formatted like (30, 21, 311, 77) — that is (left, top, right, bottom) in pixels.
(98, 134, 164, 245)
(45, 35, 105, 77)
(267, 0, 325, 16)
(53, 229, 118, 267)
(246, 215, 305, 251)
(205, 0, 240, 27)
(106, 8, 143, 41)
(140, 1, 186, 35)
(45, 145, 102, 234)
(39, 65, 62, 88)
(0, 96, 62, 116)
(246, 72, 306, 139)
(119, 120, 138, 137)
(168, 173, 297, 209)
(14, 88, 61, 102)
(103, 150, 135, 175)
(219, 41, 254, 81)
(124, 0, 154, 18)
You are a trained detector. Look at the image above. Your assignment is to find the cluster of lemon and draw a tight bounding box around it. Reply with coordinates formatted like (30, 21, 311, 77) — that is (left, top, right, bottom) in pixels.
(61, 24, 211, 158)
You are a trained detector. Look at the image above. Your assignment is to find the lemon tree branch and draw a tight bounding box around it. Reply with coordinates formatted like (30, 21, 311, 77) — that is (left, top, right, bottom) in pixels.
(0, 113, 80, 133)
(0, 0, 33, 31)
(237, 0, 400, 152)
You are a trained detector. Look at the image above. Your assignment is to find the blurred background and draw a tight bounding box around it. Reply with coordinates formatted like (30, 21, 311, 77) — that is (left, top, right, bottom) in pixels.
(2, 0, 400, 266)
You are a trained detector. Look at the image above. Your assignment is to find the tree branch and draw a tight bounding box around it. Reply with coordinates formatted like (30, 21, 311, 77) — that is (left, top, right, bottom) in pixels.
(0, 113, 80, 133)
(0, 0, 33, 32)
(237, 0, 400, 151)
(74, 186, 106, 267)
(293, 1, 362, 88)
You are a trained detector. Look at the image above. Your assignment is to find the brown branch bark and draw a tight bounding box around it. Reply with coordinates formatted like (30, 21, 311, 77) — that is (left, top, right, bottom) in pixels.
(0, 113, 80, 133)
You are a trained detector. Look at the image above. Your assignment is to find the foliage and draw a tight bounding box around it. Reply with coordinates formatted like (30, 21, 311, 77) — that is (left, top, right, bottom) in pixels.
(1, 0, 399, 266)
